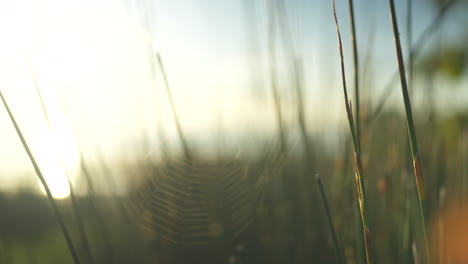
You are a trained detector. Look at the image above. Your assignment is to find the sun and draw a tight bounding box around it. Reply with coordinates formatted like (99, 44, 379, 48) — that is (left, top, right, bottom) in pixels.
(31, 115, 80, 199)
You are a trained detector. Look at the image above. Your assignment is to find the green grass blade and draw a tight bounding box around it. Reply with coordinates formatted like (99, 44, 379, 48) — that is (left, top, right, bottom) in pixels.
(315, 175, 344, 264)
(347, 0, 360, 152)
(0, 90, 81, 264)
(331, 0, 372, 262)
(387, 0, 430, 262)
(156, 53, 191, 158)
(367, 0, 457, 123)
(27, 56, 95, 264)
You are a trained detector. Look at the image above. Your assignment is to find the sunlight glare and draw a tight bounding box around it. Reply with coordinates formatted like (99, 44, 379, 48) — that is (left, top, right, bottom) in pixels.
(32, 115, 80, 199)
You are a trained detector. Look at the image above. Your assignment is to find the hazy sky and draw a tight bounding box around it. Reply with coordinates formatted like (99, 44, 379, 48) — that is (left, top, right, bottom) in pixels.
(0, 0, 466, 193)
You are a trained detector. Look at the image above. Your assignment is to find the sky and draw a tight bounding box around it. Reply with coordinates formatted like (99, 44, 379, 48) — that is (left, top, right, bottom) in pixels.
(0, 0, 466, 194)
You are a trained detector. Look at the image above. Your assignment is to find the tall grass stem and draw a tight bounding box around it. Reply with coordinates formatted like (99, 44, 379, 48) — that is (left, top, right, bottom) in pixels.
(368, 0, 457, 123)
(315, 175, 344, 264)
(347, 0, 360, 151)
(267, 0, 287, 153)
(331, 0, 372, 262)
(28, 57, 95, 264)
(0, 90, 81, 264)
(156, 53, 191, 158)
(387, 0, 430, 262)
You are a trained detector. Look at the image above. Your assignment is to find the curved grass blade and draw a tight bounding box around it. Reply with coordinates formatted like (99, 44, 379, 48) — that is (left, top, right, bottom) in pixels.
(0, 90, 81, 264)
(27, 56, 95, 264)
(330, 0, 372, 262)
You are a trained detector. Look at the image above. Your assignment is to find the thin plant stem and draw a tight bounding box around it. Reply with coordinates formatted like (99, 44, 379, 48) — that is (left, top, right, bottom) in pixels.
(62, 106, 120, 263)
(387, 0, 430, 262)
(271, 5, 315, 262)
(60, 104, 117, 263)
(274, 0, 313, 163)
(407, 0, 413, 95)
(361, 19, 377, 124)
(331, 1, 372, 263)
(156, 53, 191, 158)
(347, 0, 360, 151)
(267, 0, 287, 153)
(0, 90, 81, 264)
(150, 56, 170, 160)
(80, 156, 116, 263)
(463, 132, 468, 200)
(315, 175, 344, 264)
(27, 56, 95, 264)
(366, 0, 457, 123)
(266, 2, 289, 263)
(242, 0, 262, 98)
(292, 57, 314, 163)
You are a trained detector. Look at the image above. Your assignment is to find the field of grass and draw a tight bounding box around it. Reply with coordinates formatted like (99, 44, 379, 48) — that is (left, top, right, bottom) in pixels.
(1, 0, 468, 263)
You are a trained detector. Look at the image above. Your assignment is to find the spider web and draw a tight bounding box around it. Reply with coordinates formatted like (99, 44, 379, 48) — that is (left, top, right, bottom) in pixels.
(126, 139, 290, 245)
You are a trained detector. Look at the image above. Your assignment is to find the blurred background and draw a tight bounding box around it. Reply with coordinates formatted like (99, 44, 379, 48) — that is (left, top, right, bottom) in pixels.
(0, 0, 467, 263)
